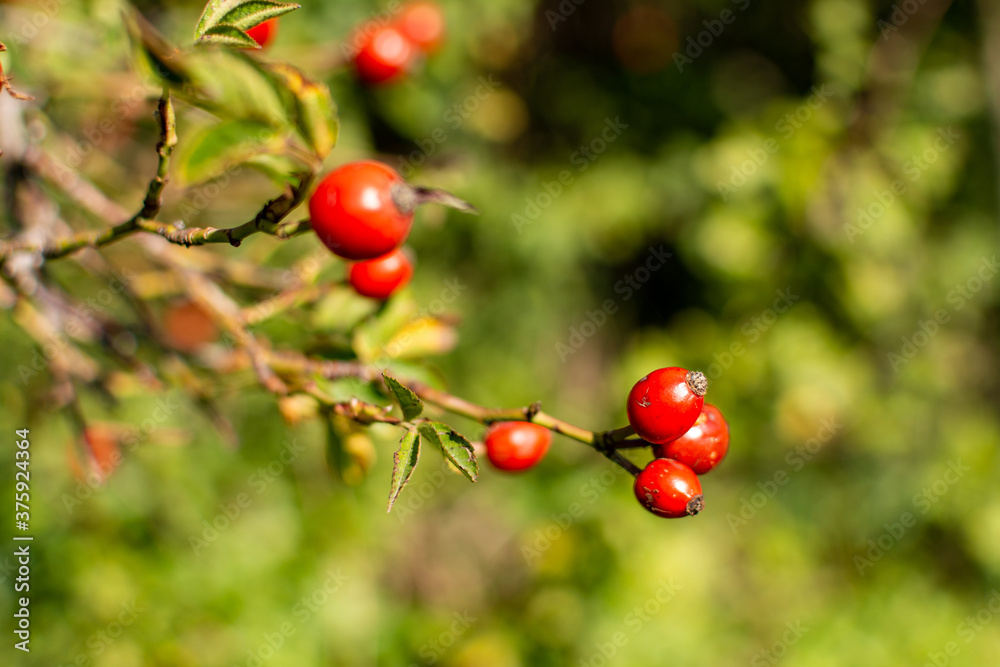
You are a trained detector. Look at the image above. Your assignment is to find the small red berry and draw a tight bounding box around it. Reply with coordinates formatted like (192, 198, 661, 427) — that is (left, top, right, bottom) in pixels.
(397, 1, 446, 53)
(348, 248, 414, 300)
(485, 422, 552, 472)
(626, 367, 707, 445)
(309, 161, 414, 260)
(246, 18, 278, 49)
(653, 404, 729, 474)
(353, 24, 415, 84)
(634, 458, 703, 518)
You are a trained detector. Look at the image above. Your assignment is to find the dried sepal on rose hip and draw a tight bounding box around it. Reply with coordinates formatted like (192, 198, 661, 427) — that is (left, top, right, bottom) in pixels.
(308, 160, 476, 260)
(653, 403, 729, 475)
(634, 458, 703, 518)
(626, 367, 707, 444)
(485, 422, 552, 472)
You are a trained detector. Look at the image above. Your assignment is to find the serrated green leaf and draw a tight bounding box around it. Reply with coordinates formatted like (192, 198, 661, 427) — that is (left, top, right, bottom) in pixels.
(382, 373, 423, 421)
(196, 0, 300, 41)
(197, 24, 259, 49)
(387, 430, 420, 512)
(174, 119, 279, 185)
(266, 63, 339, 160)
(417, 422, 479, 482)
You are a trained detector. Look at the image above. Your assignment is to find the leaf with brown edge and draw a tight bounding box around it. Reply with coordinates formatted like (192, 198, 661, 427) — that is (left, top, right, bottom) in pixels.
(266, 63, 339, 160)
(387, 429, 420, 512)
(417, 422, 478, 482)
(382, 372, 424, 421)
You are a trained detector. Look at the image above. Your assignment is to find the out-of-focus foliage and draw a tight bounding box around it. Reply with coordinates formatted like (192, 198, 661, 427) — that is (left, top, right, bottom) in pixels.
(1, 0, 999, 665)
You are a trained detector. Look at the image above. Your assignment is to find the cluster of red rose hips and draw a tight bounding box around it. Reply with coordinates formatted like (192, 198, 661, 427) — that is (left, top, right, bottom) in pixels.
(307, 160, 432, 300)
(307, 159, 477, 300)
(483, 367, 730, 519)
(351, 1, 445, 85)
(245, 3, 445, 87)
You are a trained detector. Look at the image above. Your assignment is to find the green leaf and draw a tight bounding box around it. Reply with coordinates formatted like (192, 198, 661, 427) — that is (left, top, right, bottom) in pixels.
(387, 430, 420, 512)
(191, 51, 290, 126)
(174, 119, 279, 185)
(417, 422, 479, 482)
(266, 63, 339, 160)
(198, 24, 259, 49)
(125, 8, 194, 87)
(196, 0, 300, 41)
(382, 372, 424, 421)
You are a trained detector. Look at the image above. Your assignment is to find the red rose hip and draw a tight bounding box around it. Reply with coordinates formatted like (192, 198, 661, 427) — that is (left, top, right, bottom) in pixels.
(634, 458, 703, 518)
(246, 18, 278, 48)
(397, 1, 446, 53)
(353, 24, 415, 84)
(485, 422, 552, 472)
(626, 367, 707, 444)
(348, 248, 414, 300)
(309, 161, 414, 260)
(653, 404, 729, 474)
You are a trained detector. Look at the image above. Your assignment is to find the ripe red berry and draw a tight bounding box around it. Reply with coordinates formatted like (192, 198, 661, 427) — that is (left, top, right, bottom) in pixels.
(353, 24, 415, 84)
(246, 18, 278, 48)
(626, 367, 707, 445)
(485, 422, 552, 472)
(348, 248, 414, 300)
(309, 161, 414, 260)
(652, 404, 729, 475)
(397, 1, 446, 53)
(634, 458, 703, 518)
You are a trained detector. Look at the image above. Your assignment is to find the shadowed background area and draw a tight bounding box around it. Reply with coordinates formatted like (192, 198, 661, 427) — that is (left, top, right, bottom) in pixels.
(1, 0, 1000, 665)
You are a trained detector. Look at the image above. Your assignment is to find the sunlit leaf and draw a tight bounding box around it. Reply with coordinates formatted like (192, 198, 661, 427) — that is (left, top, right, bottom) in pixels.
(387, 429, 420, 512)
(195, 0, 300, 42)
(417, 422, 478, 482)
(382, 372, 423, 421)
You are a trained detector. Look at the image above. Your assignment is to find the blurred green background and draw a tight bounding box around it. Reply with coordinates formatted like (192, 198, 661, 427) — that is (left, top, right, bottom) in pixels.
(2, 0, 1000, 665)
